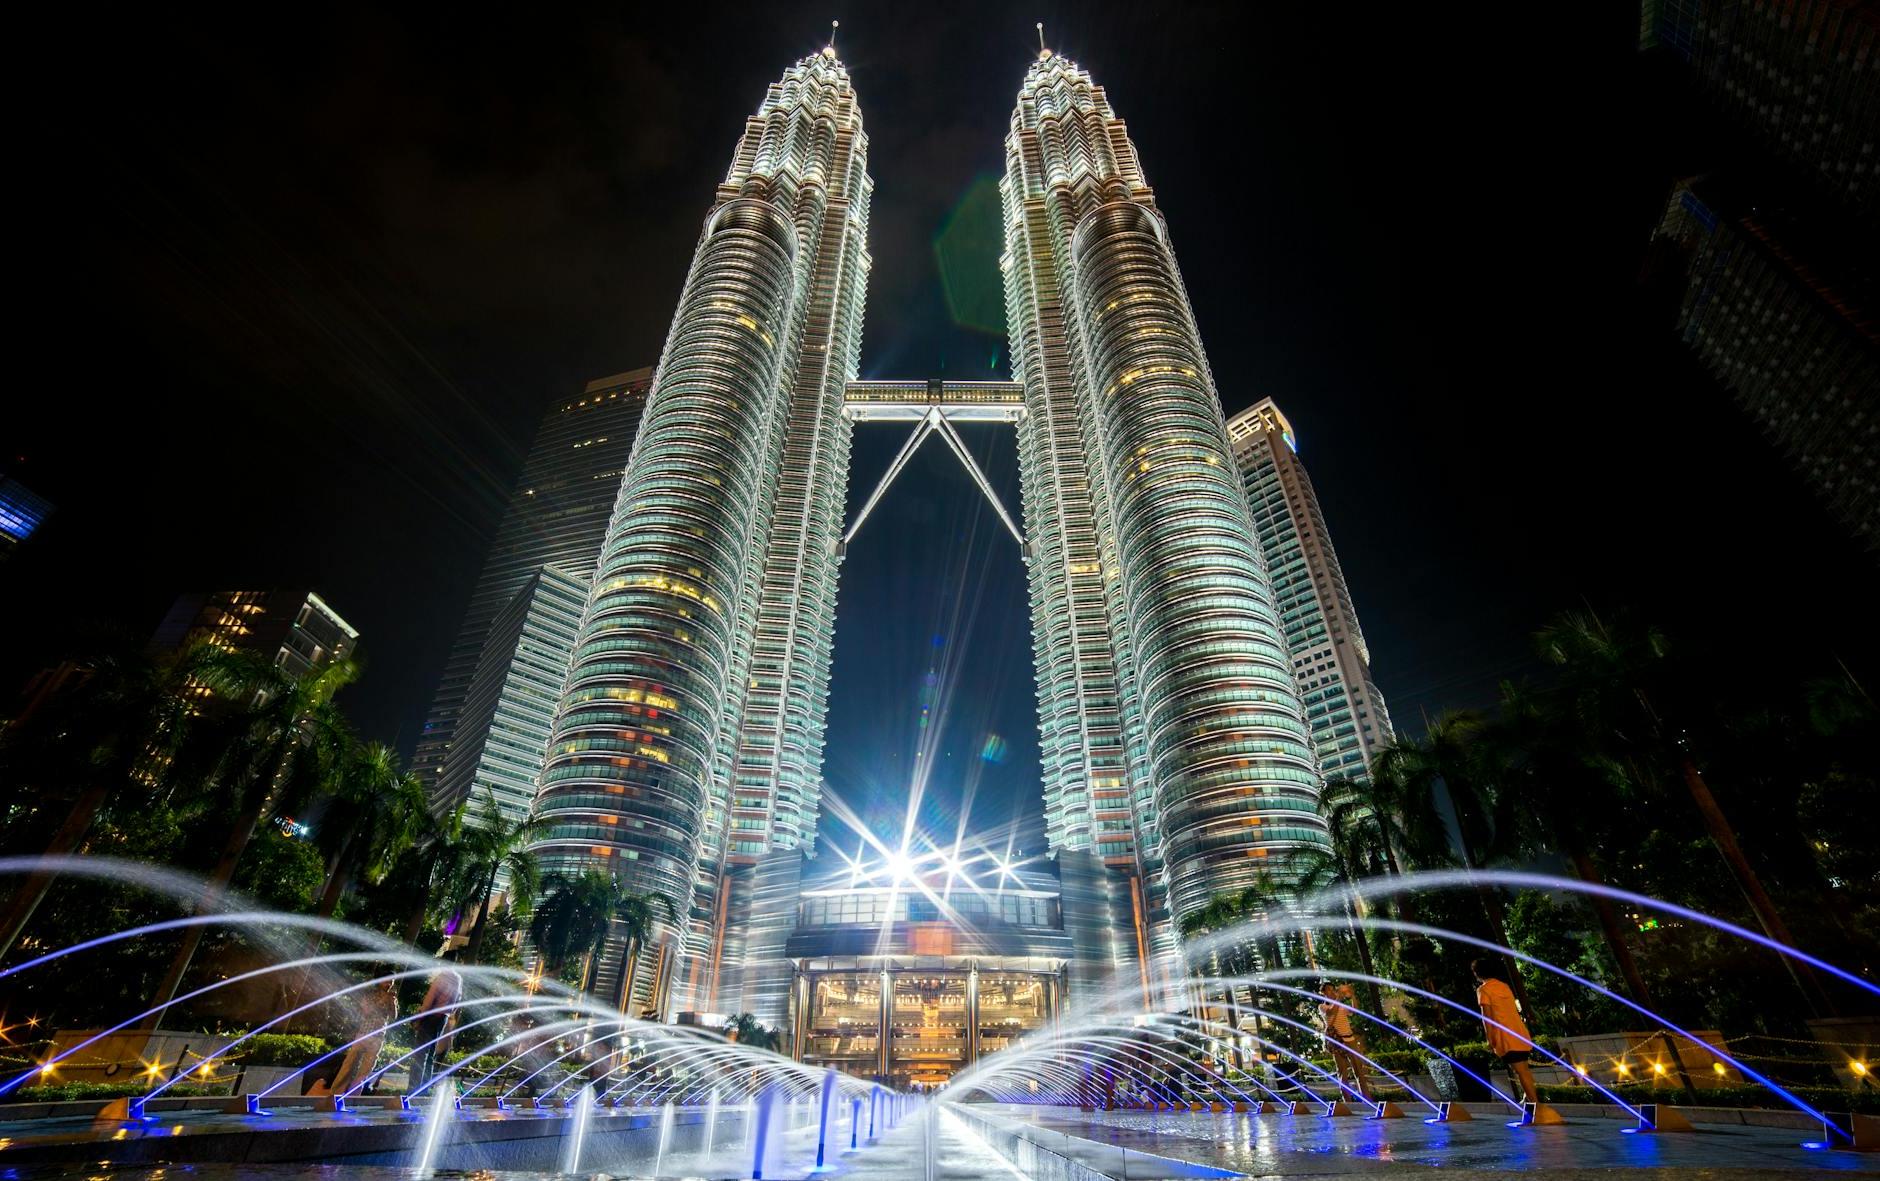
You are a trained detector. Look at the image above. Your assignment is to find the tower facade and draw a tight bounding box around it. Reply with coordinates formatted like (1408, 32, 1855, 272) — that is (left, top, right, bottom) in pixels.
(532, 43, 1347, 1015)
(1001, 51, 1331, 942)
(1647, 179, 1878, 556)
(534, 46, 871, 1012)
(434, 564, 592, 833)
(416, 369, 652, 817)
(1227, 400, 1395, 797)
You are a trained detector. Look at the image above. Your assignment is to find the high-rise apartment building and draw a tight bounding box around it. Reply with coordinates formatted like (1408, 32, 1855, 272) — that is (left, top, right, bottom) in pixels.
(1227, 401, 1395, 796)
(415, 369, 652, 817)
(152, 588, 359, 681)
(1639, 3, 1878, 554)
(1647, 180, 1877, 553)
(538, 42, 1332, 1015)
(1640, 0, 1877, 230)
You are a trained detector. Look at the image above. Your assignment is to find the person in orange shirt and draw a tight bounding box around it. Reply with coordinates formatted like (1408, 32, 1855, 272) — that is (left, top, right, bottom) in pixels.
(1472, 958, 1538, 1104)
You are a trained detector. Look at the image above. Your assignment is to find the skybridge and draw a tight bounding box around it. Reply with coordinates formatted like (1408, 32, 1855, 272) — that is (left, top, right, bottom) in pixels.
(838, 380, 1029, 558)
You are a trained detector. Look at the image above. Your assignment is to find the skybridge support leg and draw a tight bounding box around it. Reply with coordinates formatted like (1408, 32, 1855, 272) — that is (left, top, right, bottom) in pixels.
(838, 408, 1027, 558)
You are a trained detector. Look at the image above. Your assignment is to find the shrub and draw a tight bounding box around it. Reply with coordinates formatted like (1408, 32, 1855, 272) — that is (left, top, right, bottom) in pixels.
(1535, 1082, 1880, 1115)
(14, 1082, 220, 1102)
(1368, 1049, 1425, 1076)
(233, 1033, 333, 1067)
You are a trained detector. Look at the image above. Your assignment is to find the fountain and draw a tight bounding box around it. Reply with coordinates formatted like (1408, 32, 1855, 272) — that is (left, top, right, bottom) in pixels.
(644, 1098, 671, 1176)
(750, 1084, 778, 1180)
(560, 1083, 593, 1174)
(0, 855, 1873, 1173)
(413, 1077, 455, 1177)
(815, 1067, 837, 1170)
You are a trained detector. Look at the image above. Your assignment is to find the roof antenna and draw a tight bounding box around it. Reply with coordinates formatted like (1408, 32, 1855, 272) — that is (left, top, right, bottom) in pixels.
(1036, 22, 1048, 57)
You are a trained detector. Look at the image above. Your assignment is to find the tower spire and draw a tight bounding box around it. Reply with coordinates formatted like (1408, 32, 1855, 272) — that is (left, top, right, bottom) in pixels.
(826, 19, 839, 55)
(1036, 22, 1048, 57)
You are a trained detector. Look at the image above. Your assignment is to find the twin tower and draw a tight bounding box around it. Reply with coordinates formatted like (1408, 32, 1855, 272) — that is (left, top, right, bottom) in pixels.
(531, 43, 1332, 1012)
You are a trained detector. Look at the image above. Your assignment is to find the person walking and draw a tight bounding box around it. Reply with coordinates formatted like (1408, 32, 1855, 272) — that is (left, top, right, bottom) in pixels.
(311, 980, 397, 1097)
(1318, 982, 1374, 1102)
(1472, 958, 1540, 1106)
(409, 951, 463, 1089)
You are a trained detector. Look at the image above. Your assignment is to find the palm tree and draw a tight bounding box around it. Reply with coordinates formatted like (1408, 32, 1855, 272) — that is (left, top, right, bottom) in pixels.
(311, 741, 427, 921)
(1303, 792, 1389, 1018)
(726, 1012, 780, 1052)
(142, 654, 359, 1021)
(0, 636, 235, 958)
(1534, 609, 1834, 1015)
(392, 803, 470, 948)
(612, 888, 678, 1014)
(528, 870, 676, 1001)
(1368, 716, 1532, 1010)
(1493, 681, 1657, 1008)
(1177, 873, 1298, 1069)
(457, 794, 545, 965)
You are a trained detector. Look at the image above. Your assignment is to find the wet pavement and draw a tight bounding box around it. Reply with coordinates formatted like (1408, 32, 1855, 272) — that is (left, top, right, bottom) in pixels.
(0, 1098, 1873, 1177)
(980, 1103, 1880, 1176)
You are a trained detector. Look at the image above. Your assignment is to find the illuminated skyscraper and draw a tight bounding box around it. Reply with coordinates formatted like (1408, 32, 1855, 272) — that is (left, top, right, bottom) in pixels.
(534, 44, 870, 1013)
(0, 473, 53, 563)
(536, 40, 1344, 1017)
(415, 369, 652, 818)
(1001, 48, 1330, 947)
(433, 564, 591, 833)
(1227, 400, 1395, 796)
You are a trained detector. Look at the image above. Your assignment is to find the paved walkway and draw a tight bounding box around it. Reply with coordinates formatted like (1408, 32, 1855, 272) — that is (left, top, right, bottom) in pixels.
(0, 1099, 1872, 1177)
(982, 1104, 1878, 1177)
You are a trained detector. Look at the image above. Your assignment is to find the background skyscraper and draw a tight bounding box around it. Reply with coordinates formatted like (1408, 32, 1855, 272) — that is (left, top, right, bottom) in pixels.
(1001, 47, 1330, 957)
(1639, 0, 1876, 230)
(1228, 400, 1396, 795)
(0, 474, 53, 565)
(1638, 2, 1877, 555)
(415, 369, 652, 818)
(153, 588, 359, 682)
(1646, 180, 1877, 555)
(534, 45, 871, 1013)
(433, 564, 591, 833)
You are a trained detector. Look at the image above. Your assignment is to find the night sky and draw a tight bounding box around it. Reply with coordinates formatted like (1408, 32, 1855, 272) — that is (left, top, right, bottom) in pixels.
(11, 4, 1878, 857)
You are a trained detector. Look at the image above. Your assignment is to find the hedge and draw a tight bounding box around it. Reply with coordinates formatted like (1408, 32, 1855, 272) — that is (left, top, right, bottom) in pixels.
(1536, 1082, 1880, 1116)
(237, 1033, 333, 1067)
(12, 1082, 221, 1103)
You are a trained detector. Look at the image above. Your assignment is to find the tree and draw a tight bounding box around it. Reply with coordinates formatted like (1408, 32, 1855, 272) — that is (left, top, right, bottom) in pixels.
(1493, 680, 1661, 1017)
(372, 802, 470, 950)
(726, 1012, 780, 1052)
(0, 636, 238, 958)
(1534, 609, 1835, 1016)
(140, 653, 359, 1024)
(612, 888, 678, 1014)
(1177, 873, 1304, 1068)
(456, 794, 544, 966)
(1300, 793, 1388, 1019)
(530, 869, 624, 990)
(310, 742, 426, 922)
(1368, 716, 1532, 1010)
